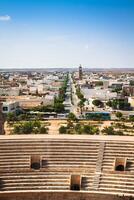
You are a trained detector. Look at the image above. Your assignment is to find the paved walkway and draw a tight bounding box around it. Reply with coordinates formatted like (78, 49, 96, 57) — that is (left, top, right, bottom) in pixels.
(0, 133, 134, 142)
(48, 120, 66, 135)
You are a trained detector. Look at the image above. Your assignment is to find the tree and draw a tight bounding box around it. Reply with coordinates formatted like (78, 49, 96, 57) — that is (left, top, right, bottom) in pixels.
(92, 99, 103, 107)
(7, 112, 16, 123)
(54, 102, 64, 113)
(83, 125, 92, 134)
(75, 123, 82, 134)
(106, 100, 112, 107)
(59, 126, 67, 134)
(112, 88, 122, 93)
(115, 130, 123, 136)
(67, 121, 74, 129)
(76, 87, 84, 100)
(116, 112, 123, 119)
(102, 126, 115, 135)
(130, 80, 134, 86)
(129, 115, 134, 122)
(67, 112, 77, 122)
(108, 99, 130, 110)
(22, 121, 33, 134)
(14, 123, 23, 134)
(82, 125, 99, 135)
(13, 121, 48, 134)
(77, 100, 85, 114)
(38, 126, 48, 134)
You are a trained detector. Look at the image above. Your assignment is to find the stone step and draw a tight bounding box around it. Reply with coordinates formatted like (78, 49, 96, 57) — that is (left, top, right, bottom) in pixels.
(0, 185, 70, 191)
(2, 180, 69, 185)
(99, 187, 134, 194)
(0, 141, 99, 146)
(2, 178, 69, 184)
(0, 148, 98, 155)
(100, 179, 134, 184)
(101, 173, 134, 178)
(99, 183, 134, 189)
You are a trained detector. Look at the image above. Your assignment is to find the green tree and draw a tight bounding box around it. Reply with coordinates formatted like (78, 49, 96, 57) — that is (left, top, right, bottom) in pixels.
(82, 125, 99, 135)
(76, 87, 84, 100)
(38, 126, 48, 134)
(13, 120, 48, 134)
(14, 123, 23, 134)
(92, 99, 103, 107)
(102, 126, 115, 135)
(77, 100, 85, 114)
(22, 121, 33, 134)
(106, 100, 112, 107)
(7, 112, 16, 123)
(116, 112, 123, 119)
(129, 115, 134, 122)
(68, 112, 78, 122)
(54, 102, 64, 113)
(75, 123, 82, 134)
(67, 121, 74, 129)
(130, 80, 134, 86)
(59, 126, 67, 134)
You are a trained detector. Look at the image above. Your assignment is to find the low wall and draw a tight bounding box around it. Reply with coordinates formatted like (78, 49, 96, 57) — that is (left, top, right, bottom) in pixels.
(0, 191, 132, 200)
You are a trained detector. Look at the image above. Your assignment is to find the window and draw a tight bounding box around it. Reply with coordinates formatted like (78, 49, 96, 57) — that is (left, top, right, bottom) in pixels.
(30, 155, 41, 170)
(70, 175, 81, 191)
(3, 106, 8, 111)
(114, 158, 127, 172)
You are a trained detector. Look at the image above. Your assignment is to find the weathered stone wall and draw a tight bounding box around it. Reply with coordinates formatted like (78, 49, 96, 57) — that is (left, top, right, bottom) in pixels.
(0, 192, 132, 200)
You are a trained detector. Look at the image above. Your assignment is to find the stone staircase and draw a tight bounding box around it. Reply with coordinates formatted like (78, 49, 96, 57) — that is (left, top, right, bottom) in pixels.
(92, 142, 105, 189)
(98, 141, 134, 195)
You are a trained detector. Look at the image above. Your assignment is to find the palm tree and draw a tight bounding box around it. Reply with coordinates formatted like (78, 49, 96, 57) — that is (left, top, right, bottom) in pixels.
(77, 100, 85, 115)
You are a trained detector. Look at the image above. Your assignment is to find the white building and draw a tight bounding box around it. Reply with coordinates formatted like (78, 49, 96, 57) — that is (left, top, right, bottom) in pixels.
(0, 87, 20, 96)
(43, 94, 55, 106)
(37, 83, 49, 94)
(128, 97, 134, 109)
(82, 88, 117, 102)
(2, 101, 20, 114)
(29, 86, 37, 94)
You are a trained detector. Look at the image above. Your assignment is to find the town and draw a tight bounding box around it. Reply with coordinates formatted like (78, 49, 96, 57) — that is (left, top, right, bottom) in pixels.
(1, 66, 134, 136)
(0, 0, 134, 199)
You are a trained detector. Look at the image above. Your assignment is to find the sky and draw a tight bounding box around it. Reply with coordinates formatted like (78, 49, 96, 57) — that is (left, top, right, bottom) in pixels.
(0, 0, 134, 68)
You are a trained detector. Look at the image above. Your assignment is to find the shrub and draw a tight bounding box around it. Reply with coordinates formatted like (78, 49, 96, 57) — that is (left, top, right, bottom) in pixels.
(59, 126, 67, 134)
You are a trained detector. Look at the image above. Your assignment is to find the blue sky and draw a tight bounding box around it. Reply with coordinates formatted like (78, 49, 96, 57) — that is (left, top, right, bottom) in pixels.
(0, 0, 134, 68)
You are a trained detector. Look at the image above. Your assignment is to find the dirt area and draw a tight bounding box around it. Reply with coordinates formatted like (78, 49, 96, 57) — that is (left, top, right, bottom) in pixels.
(5, 119, 134, 136)
(48, 120, 66, 135)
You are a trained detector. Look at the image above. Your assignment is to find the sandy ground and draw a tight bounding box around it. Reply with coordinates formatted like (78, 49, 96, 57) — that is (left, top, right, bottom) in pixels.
(48, 120, 67, 135)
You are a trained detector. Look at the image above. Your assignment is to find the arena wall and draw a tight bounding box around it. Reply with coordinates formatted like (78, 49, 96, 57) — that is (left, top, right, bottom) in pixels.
(0, 191, 131, 200)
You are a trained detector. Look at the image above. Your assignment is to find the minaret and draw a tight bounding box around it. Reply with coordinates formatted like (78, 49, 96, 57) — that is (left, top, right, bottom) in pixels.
(0, 100, 4, 135)
(79, 65, 83, 80)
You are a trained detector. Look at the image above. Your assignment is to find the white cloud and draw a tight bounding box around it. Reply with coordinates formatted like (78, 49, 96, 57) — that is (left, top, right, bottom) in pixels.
(0, 15, 11, 21)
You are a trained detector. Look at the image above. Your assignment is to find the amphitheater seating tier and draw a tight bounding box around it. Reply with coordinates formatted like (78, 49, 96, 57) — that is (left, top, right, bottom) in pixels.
(0, 137, 134, 196)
